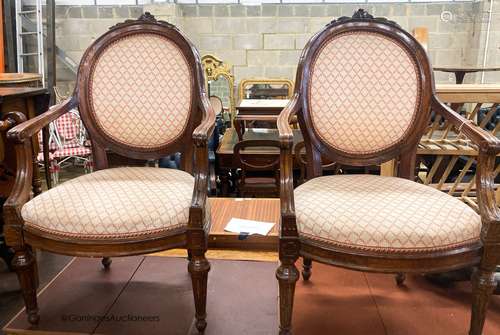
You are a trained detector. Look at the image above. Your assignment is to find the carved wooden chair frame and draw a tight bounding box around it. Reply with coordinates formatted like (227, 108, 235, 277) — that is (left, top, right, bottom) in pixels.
(3, 13, 215, 332)
(277, 10, 500, 335)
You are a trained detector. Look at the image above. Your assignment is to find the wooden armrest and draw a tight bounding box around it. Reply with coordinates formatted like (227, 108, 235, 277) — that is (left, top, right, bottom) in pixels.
(190, 93, 215, 223)
(7, 97, 77, 143)
(277, 93, 300, 147)
(193, 93, 216, 146)
(278, 94, 300, 221)
(431, 95, 500, 154)
(3, 112, 36, 247)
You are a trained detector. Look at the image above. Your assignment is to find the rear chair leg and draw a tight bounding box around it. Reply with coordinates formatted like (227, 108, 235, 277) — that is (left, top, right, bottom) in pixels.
(469, 266, 496, 335)
(302, 257, 312, 281)
(395, 272, 406, 286)
(12, 247, 39, 325)
(101, 257, 112, 269)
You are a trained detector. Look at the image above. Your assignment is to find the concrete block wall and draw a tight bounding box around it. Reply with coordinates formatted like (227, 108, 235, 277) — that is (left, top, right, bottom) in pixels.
(159, 3, 479, 85)
(53, 2, 498, 92)
(53, 5, 143, 94)
(476, 0, 500, 83)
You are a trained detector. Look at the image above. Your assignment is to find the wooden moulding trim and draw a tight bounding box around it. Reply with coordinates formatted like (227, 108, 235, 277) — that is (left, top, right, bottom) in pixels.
(23, 228, 187, 258)
(300, 240, 482, 273)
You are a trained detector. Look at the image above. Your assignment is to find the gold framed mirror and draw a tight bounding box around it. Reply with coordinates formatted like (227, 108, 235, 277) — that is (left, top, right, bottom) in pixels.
(201, 54, 235, 125)
(238, 78, 294, 101)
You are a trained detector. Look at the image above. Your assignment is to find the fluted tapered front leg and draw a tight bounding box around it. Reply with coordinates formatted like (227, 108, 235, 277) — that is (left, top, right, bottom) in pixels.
(469, 266, 496, 335)
(277, 237, 300, 335)
(12, 247, 39, 325)
(188, 251, 210, 332)
(187, 225, 210, 333)
(277, 261, 299, 335)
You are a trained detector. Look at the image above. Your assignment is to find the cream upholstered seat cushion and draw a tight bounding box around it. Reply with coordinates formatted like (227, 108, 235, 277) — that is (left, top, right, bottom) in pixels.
(22, 167, 208, 240)
(294, 175, 481, 254)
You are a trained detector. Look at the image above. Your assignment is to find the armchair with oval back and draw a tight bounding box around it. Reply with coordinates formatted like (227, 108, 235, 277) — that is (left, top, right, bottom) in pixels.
(3, 13, 214, 332)
(277, 9, 500, 334)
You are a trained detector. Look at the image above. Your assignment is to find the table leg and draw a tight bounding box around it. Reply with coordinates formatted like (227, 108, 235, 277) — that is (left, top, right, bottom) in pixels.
(42, 126, 51, 189)
(31, 138, 42, 196)
(221, 170, 230, 196)
(455, 71, 466, 84)
(234, 119, 244, 141)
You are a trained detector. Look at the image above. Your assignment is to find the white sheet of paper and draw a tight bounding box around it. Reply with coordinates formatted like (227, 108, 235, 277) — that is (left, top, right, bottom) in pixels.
(224, 218, 275, 236)
(238, 99, 290, 108)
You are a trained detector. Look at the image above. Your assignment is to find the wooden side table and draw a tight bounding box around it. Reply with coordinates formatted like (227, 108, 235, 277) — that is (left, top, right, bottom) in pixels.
(434, 67, 500, 84)
(234, 99, 290, 140)
(0, 87, 49, 269)
(0, 73, 42, 87)
(208, 197, 279, 250)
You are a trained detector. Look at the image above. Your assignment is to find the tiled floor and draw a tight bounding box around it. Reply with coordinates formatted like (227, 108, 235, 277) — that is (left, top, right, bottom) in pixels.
(0, 251, 72, 329)
(0, 166, 84, 329)
(3, 256, 500, 335)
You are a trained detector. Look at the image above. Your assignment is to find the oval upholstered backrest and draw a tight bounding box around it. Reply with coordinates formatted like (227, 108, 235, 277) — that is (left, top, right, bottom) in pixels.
(308, 30, 422, 156)
(84, 29, 193, 152)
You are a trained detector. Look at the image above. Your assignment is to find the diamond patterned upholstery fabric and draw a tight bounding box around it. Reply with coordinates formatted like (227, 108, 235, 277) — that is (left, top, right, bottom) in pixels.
(89, 33, 192, 149)
(294, 175, 481, 254)
(309, 31, 420, 155)
(22, 167, 207, 240)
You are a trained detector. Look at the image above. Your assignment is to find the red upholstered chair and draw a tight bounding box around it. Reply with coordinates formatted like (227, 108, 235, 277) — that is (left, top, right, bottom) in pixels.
(277, 10, 500, 335)
(4, 13, 214, 332)
(37, 109, 92, 185)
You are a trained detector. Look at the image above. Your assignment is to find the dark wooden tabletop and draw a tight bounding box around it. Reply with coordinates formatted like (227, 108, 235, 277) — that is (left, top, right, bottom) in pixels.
(433, 67, 500, 73)
(236, 99, 290, 115)
(217, 128, 303, 155)
(0, 86, 47, 100)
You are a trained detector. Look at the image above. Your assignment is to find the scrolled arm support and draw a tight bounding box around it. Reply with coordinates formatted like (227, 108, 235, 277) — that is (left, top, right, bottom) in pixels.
(3, 98, 77, 248)
(2, 112, 31, 248)
(278, 94, 300, 237)
(189, 93, 216, 229)
(432, 95, 500, 246)
(192, 92, 216, 147)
